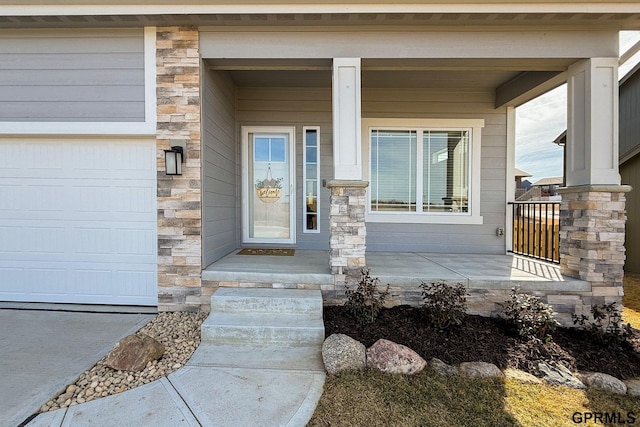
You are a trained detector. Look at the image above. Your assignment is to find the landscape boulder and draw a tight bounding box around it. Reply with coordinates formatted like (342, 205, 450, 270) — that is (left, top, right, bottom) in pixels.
(538, 362, 585, 389)
(366, 339, 426, 375)
(624, 378, 640, 397)
(429, 358, 458, 376)
(577, 372, 627, 395)
(105, 333, 165, 372)
(459, 362, 504, 379)
(322, 334, 366, 374)
(503, 368, 543, 384)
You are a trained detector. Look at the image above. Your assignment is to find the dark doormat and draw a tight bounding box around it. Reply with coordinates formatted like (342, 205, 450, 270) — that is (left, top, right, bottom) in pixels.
(237, 248, 295, 256)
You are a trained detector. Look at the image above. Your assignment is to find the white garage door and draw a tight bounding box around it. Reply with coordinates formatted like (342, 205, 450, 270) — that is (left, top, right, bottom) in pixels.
(0, 139, 157, 306)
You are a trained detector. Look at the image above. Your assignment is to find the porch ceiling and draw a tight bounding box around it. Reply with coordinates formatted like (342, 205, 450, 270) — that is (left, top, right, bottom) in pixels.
(205, 58, 570, 91)
(1, 12, 640, 30)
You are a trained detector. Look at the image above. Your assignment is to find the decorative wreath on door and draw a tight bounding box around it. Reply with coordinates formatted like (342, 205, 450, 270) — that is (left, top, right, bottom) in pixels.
(255, 164, 283, 203)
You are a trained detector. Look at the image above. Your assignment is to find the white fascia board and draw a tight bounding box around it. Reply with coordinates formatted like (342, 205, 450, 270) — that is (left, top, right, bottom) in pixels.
(3, 4, 640, 16)
(0, 27, 157, 137)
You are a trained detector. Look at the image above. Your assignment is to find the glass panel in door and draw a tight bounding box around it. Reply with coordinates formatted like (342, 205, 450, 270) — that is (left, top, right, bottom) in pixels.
(247, 132, 293, 242)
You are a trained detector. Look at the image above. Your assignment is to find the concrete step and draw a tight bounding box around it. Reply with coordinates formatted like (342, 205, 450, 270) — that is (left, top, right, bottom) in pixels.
(211, 287, 323, 317)
(201, 312, 325, 347)
(187, 344, 325, 371)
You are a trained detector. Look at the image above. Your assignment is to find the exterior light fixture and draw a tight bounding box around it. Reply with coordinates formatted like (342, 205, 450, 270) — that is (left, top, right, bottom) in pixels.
(164, 146, 184, 175)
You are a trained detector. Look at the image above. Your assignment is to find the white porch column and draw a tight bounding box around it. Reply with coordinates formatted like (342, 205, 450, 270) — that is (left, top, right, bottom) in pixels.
(332, 58, 362, 180)
(329, 58, 368, 293)
(560, 57, 628, 313)
(566, 57, 620, 186)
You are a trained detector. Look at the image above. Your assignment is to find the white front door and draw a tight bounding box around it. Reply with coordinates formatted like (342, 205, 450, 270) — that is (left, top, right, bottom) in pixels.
(242, 127, 296, 244)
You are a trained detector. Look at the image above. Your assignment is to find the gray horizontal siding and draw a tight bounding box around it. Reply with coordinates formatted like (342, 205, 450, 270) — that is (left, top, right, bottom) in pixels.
(620, 70, 640, 273)
(237, 87, 333, 250)
(362, 88, 507, 254)
(621, 156, 640, 273)
(0, 29, 145, 122)
(620, 70, 640, 158)
(203, 69, 239, 267)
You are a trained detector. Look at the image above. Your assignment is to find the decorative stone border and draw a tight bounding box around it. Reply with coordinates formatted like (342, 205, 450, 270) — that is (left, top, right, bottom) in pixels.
(322, 334, 639, 396)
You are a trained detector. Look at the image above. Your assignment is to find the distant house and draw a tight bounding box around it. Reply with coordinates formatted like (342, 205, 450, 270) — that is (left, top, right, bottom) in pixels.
(514, 168, 532, 199)
(531, 177, 564, 199)
(514, 168, 531, 199)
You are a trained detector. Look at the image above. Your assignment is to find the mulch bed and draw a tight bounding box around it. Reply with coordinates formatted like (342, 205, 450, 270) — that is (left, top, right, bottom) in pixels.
(324, 305, 640, 380)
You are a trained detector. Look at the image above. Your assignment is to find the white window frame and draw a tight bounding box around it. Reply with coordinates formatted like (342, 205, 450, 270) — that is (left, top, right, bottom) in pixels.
(303, 126, 321, 233)
(362, 118, 484, 225)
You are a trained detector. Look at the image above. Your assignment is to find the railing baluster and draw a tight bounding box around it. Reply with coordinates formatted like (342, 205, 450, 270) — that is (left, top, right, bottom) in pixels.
(508, 201, 560, 264)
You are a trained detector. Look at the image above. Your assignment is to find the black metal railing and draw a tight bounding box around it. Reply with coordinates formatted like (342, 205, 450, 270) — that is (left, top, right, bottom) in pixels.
(509, 201, 560, 264)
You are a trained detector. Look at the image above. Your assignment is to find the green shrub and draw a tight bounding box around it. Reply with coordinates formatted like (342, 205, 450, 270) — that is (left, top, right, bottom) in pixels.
(420, 281, 468, 328)
(572, 302, 632, 345)
(344, 269, 390, 325)
(500, 288, 560, 343)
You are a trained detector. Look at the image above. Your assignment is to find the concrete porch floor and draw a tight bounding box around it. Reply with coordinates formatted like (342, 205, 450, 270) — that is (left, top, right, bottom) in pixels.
(202, 250, 590, 293)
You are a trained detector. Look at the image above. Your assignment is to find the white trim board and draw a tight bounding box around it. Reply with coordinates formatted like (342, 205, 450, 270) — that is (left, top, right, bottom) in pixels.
(3, 4, 640, 16)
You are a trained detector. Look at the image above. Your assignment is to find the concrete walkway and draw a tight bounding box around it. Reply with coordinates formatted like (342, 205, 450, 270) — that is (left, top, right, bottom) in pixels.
(28, 365, 325, 427)
(0, 308, 153, 427)
(26, 289, 326, 427)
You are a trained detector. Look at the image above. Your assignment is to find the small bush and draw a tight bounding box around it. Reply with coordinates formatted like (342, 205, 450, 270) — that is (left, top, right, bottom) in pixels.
(572, 302, 632, 345)
(500, 288, 560, 343)
(420, 281, 468, 328)
(344, 269, 390, 325)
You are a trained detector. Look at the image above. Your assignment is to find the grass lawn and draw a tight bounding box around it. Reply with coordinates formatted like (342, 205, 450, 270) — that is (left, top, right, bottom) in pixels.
(309, 275, 640, 427)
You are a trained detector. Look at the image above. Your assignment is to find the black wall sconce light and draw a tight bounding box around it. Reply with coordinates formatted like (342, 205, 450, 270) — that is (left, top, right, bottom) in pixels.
(164, 146, 184, 175)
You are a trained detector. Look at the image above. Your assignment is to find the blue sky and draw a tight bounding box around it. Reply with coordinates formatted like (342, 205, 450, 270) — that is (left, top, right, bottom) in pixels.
(515, 32, 640, 184)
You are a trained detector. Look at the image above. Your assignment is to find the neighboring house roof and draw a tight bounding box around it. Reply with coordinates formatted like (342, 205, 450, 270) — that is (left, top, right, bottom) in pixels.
(514, 168, 532, 178)
(532, 177, 563, 186)
(553, 130, 566, 146)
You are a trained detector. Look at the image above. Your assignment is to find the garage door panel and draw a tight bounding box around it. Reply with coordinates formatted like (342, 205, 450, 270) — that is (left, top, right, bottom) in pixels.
(0, 139, 158, 305)
(0, 184, 155, 219)
(114, 228, 156, 255)
(27, 268, 69, 297)
(0, 140, 155, 180)
(0, 268, 25, 297)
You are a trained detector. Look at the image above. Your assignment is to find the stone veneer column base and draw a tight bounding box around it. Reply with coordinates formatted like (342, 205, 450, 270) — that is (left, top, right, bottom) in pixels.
(156, 27, 203, 312)
(558, 185, 632, 310)
(326, 180, 369, 293)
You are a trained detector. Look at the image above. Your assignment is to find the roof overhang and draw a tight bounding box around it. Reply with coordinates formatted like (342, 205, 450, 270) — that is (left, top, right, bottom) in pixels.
(1, 8, 639, 29)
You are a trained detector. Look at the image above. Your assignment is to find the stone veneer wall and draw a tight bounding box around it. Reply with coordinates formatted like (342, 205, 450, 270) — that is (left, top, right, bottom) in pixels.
(558, 185, 631, 305)
(326, 180, 368, 292)
(156, 27, 202, 312)
(320, 280, 597, 326)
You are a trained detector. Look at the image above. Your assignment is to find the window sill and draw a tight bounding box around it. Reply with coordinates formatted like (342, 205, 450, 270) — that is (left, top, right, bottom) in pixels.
(365, 212, 484, 225)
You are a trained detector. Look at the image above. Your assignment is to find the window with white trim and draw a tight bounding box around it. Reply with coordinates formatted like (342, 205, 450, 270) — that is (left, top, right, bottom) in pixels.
(303, 126, 320, 233)
(363, 119, 484, 225)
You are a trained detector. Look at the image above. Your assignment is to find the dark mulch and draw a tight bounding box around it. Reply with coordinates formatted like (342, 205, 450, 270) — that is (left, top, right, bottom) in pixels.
(324, 305, 640, 380)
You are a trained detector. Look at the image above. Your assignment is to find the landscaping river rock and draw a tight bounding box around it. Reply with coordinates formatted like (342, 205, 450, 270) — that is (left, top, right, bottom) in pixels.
(39, 311, 206, 413)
